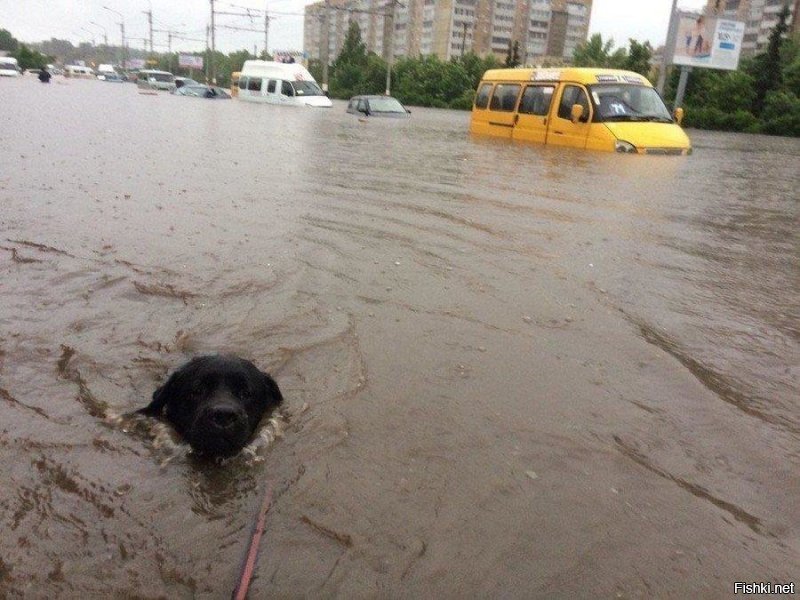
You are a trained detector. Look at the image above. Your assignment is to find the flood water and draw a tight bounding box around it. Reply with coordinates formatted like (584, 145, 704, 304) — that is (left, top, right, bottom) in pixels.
(1, 76, 798, 598)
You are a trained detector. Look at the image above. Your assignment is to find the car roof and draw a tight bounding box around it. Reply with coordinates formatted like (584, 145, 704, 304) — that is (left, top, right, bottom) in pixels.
(480, 67, 652, 87)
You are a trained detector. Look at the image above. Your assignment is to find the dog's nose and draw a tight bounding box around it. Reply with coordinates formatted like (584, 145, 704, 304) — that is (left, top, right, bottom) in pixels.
(207, 406, 241, 429)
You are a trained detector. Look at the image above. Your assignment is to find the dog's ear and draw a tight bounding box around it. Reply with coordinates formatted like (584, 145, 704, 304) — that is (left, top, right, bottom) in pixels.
(138, 365, 185, 417)
(261, 372, 284, 408)
(137, 382, 169, 417)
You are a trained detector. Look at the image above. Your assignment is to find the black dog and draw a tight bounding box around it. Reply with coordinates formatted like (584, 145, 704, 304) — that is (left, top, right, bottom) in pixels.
(139, 355, 283, 457)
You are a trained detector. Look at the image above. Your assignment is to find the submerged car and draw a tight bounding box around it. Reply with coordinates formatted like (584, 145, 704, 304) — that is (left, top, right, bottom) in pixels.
(346, 95, 410, 117)
(103, 73, 124, 82)
(175, 85, 231, 99)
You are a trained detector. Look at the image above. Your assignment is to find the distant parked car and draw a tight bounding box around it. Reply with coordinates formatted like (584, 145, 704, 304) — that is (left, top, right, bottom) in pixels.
(346, 95, 410, 117)
(103, 72, 124, 82)
(174, 76, 200, 89)
(175, 85, 231, 99)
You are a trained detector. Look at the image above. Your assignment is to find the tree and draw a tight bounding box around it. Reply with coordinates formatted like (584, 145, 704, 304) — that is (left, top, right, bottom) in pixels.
(13, 44, 49, 70)
(623, 39, 653, 76)
(504, 40, 521, 68)
(334, 21, 367, 69)
(329, 21, 374, 98)
(752, 4, 790, 115)
(572, 33, 626, 68)
(0, 28, 18, 52)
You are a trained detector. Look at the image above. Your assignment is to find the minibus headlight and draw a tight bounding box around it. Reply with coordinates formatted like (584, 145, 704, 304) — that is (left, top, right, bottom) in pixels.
(615, 140, 637, 153)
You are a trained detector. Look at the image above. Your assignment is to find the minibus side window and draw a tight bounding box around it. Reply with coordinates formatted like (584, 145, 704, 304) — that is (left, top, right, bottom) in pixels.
(238, 77, 247, 89)
(474, 83, 493, 109)
(267, 79, 276, 93)
(519, 85, 555, 116)
(489, 84, 521, 111)
(281, 81, 295, 96)
(557, 85, 590, 122)
(248, 77, 262, 91)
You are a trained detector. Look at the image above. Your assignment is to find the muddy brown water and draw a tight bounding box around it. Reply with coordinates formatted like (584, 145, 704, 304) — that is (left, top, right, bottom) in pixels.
(1, 76, 798, 598)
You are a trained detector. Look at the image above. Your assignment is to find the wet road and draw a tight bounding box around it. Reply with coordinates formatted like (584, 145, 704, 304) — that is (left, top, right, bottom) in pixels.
(1, 75, 798, 598)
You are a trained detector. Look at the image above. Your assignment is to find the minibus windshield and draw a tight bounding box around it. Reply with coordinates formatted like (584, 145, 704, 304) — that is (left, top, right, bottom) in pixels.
(589, 84, 673, 123)
(294, 81, 324, 96)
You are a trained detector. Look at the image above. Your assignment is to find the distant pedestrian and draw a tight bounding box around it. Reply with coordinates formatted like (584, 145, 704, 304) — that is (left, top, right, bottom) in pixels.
(38, 68, 51, 83)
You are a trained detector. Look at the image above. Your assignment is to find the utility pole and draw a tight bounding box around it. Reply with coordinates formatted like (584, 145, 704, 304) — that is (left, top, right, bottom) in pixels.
(461, 21, 467, 58)
(264, 4, 270, 57)
(322, 0, 330, 94)
(657, 0, 679, 95)
(384, 0, 397, 95)
(210, 0, 216, 83)
(103, 6, 126, 69)
(144, 7, 154, 53)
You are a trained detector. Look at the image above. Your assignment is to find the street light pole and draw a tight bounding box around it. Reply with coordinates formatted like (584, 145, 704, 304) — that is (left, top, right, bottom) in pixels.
(79, 27, 96, 46)
(210, 0, 217, 83)
(90, 21, 109, 46)
(103, 6, 126, 68)
(657, 0, 679, 95)
(322, 0, 330, 94)
(384, 0, 397, 95)
(144, 1, 154, 53)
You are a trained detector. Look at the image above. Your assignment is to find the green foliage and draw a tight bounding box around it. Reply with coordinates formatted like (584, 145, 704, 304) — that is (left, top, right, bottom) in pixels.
(751, 4, 790, 115)
(683, 68, 757, 113)
(392, 54, 472, 108)
(327, 22, 387, 98)
(683, 107, 759, 132)
(505, 41, 521, 68)
(455, 52, 500, 88)
(623, 39, 653, 76)
(572, 34, 626, 68)
(13, 44, 49, 70)
(759, 90, 800, 136)
(0, 28, 19, 52)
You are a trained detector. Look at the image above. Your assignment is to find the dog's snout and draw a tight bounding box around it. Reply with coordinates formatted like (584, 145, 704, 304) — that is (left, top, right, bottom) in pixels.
(207, 406, 242, 429)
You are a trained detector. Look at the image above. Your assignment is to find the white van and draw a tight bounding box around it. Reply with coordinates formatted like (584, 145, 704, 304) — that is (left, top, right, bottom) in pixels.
(64, 65, 95, 78)
(238, 60, 332, 107)
(97, 64, 117, 80)
(0, 57, 21, 77)
(137, 69, 176, 91)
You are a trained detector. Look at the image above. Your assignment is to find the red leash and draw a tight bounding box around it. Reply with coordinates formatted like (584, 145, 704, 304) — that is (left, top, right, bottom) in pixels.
(232, 481, 274, 600)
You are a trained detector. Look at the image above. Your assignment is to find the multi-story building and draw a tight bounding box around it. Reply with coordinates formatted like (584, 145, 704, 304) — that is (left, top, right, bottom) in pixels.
(704, 0, 799, 56)
(303, 0, 593, 65)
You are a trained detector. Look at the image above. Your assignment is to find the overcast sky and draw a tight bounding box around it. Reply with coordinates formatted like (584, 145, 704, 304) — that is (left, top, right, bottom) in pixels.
(1, 0, 707, 55)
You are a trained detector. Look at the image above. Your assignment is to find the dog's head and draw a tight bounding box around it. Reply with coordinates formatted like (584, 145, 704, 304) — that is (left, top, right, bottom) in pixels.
(140, 355, 283, 457)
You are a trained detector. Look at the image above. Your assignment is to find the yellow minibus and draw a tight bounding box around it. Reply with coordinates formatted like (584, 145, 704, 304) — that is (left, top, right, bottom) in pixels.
(470, 68, 691, 155)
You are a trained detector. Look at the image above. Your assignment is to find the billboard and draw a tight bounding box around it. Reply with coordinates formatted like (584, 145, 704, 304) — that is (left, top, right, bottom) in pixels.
(179, 54, 204, 69)
(670, 11, 745, 71)
(124, 58, 146, 70)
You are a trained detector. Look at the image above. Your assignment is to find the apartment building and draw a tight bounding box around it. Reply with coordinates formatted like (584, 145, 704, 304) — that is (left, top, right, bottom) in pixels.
(303, 0, 593, 64)
(704, 0, 799, 56)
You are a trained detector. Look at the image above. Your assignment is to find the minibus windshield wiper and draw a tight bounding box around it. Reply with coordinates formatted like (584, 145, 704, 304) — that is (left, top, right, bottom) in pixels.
(601, 115, 640, 122)
(602, 115, 673, 123)
(638, 116, 675, 123)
